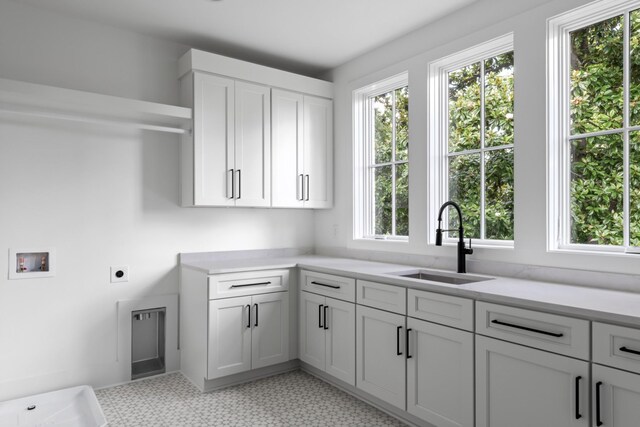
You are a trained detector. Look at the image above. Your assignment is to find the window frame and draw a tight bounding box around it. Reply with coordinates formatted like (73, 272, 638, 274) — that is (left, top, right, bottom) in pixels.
(548, 0, 640, 255)
(428, 33, 515, 248)
(353, 72, 409, 242)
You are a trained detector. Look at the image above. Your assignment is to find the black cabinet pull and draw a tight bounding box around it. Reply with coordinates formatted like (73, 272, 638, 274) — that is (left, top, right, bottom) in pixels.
(490, 319, 564, 337)
(396, 326, 403, 356)
(254, 303, 258, 327)
(406, 328, 412, 359)
(305, 174, 310, 201)
(298, 174, 304, 200)
(246, 304, 251, 329)
(323, 305, 329, 330)
(311, 281, 340, 289)
(228, 169, 235, 199)
(230, 281, 271, 288)
(620, 346, 640, 356)
(237, 169, 242, 199)
(596, 381, 603, 426)
(318, 304, 324, 329)
(575, 376, 582, 419)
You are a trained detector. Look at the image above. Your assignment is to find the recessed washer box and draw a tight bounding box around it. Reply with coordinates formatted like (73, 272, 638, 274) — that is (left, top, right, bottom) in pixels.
(8, 247, 56, 280)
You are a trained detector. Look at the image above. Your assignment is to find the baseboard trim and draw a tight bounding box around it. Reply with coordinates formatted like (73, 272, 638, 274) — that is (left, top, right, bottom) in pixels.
(198, 360, 300, 393)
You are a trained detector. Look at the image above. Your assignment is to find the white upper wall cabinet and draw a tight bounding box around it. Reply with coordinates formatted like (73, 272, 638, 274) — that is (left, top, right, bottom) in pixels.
(272, 90, 333, 209)
(179, 49, 333, 208)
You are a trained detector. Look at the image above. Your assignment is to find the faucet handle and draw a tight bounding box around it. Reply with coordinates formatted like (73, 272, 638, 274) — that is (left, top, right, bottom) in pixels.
(466, 238, 474, 255)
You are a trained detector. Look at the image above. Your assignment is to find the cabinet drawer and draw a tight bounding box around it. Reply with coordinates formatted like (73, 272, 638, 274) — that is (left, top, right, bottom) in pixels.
(476, 301, 589, 359)
(208, 269, 289, 299)
(356, 280, 406, 315)
(407, 289, 473, 331)
(594, 322, 640, 374)
(300, 270, 355, 302)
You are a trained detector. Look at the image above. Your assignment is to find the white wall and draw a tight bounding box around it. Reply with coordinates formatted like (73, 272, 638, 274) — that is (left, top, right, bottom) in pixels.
(316, 0, 640, 277)
(0, 1, 314, 400)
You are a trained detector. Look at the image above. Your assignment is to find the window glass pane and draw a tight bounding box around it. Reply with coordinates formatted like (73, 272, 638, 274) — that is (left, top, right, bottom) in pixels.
(485, 148, 514, 240)
(373, 93, 392, 164)
(570, 134, 624, 245)
(448, 154, 481, 238)
(630, 10, 640, 126)
(374, 165, 392, 235)
(395, 163, 409, 236)
(485, 52, 514, 148)
(630, 132, 640, 246)
(570, 15, 624, 135)
(449, 63, 481, 152)
(395, 87, 409, 162)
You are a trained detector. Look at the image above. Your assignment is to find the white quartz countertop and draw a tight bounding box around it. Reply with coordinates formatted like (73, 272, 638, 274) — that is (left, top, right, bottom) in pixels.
(181, 254, 640, 327)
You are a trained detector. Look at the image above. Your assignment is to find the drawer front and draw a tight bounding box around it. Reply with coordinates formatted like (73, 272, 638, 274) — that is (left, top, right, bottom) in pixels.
(594, 322, 640, 374)
(208, 269, 289, 299)
(300, 270, 355, 302)
(407, 288, 473, 331)
(476, 301, 590, 359)
(356, 280, 406, 315)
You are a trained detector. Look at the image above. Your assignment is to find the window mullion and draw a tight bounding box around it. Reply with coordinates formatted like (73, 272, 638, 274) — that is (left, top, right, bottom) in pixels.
(624, 10, 631, 248)
(391, 90, 397, 235)
(480, 60, 486, 240)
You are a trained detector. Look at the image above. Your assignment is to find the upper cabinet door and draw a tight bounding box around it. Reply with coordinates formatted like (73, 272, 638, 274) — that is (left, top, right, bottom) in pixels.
(193, 73, 235, 206)
(234, 82, 271, 207)
(271, 89, 304, 208)
(303, 96, 333, 209)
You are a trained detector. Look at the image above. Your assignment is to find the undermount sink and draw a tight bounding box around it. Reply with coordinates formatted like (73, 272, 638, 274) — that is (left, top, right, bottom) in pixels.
(389, 269, 493, 285)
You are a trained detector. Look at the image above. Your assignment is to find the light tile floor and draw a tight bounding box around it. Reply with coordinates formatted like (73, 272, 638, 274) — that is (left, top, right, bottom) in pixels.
(95, 370, 407, 426)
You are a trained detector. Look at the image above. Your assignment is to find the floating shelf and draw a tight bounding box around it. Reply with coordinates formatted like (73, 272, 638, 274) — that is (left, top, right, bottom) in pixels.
(0, 77, 192, 134)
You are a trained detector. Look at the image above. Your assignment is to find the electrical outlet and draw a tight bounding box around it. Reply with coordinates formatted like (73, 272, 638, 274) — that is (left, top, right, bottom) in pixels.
(110, 266, 129, 283)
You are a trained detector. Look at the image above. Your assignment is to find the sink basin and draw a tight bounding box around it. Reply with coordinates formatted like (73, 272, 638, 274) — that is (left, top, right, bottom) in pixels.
(389, 269, 493, 285)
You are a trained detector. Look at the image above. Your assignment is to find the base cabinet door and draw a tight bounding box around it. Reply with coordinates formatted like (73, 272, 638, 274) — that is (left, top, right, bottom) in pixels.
(356, 305, 406, 409)
(593, 364, 640, 427)
(476, 335, 589, 427)
(251, 292, 289, 370)
(208, 296, 252, 379)
(299, 291, 326, 370)
(407, 318, 473, 427)
(325, 297, 356, 385)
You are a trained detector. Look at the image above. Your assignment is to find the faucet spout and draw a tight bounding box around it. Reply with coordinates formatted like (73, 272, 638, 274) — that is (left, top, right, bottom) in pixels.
(435, 201, 473, 273)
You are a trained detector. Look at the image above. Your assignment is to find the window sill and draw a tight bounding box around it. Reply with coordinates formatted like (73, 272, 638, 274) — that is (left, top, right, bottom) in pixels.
(549, 247, 640, 258)
(437, 239, 514, 250)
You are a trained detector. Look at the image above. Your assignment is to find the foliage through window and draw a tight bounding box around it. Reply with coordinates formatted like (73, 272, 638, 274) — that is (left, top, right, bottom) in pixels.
(548, 2, 640, 253)
(567, 10, 640, 248)
(368, 86, 409, 238)
(446, 51, 514, 241)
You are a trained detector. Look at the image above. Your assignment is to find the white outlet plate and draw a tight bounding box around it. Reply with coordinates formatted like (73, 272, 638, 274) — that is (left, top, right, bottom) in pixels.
(111, 266, 129, 283)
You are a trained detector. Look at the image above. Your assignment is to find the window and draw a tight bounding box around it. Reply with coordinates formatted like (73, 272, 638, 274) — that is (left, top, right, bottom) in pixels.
(428, 34, 514, 246)
(549, 1, 640, 253)
(354, 73, 409, 240)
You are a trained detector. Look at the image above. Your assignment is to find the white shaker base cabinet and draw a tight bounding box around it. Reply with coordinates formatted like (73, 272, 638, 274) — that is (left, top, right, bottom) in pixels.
(406, 317, 474, 427)
(208, 292, 289, 380)
(476, 335, 589, 427)
(356, 305, 406, 410)
(299, 291, 355, 385)
(592, 364, 640, 427)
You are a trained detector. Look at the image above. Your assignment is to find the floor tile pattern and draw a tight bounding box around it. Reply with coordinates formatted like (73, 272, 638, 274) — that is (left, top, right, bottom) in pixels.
(95, 370, 407, 426)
